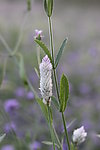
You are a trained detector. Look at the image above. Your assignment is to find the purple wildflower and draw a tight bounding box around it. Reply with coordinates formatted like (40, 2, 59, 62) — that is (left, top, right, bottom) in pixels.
(1, 145, 15, 150)
(29, 141, 41, 150)
(4, 122, 16, 133)
(4, 99, 20, 113)
(15, 87, 25, 97)
(27, 91, 34, 100)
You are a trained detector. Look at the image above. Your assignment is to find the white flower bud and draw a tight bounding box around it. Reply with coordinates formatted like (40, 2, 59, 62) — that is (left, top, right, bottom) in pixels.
(40, 55, 52, 106)
(72, 126, 87, 145)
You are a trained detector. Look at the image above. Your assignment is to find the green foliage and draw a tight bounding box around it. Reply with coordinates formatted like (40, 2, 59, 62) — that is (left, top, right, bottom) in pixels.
(51, 96, 60, 110)
(59, 74, 69, 112)
(27, 0, 31, 11)
(0, 134, 6, 143)
(55, 38, 68, 68)
(0, 68, 3, 86)
(42, 141, 60, 149)
(44, 0, 53, 17)
(71, 142, 74, 150)
(34, 39, 52, 63)
(36, 98, 49, 122)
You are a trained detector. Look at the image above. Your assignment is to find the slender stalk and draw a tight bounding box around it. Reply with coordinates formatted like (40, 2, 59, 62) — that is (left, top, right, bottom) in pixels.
(36, 45, 41, 67)
(62, 112, 70, 150)
(11, 12, 29, 56)
(47, 106, 55, 150)
(48, 16, 70, 150)
(48, 17, 54, 68)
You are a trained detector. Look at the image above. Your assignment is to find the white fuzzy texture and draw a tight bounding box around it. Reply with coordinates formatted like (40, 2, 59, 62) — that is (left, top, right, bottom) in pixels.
(40, 55, 52, 105)
(72, 126, 87, 145)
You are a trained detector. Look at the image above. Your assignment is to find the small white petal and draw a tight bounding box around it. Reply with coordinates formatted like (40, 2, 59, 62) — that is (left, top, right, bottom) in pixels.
(72, 126, 87, 145)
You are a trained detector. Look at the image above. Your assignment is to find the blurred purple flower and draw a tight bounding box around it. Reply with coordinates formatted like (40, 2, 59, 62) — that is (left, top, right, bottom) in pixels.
(4, 99, 20, 113)
(27, 91, 34, 100)
(63, 143, 68, 150)
(15, 87, 25, 97)
(1, 145, 15, 150)
(4, 122, 16, 133)
(29, 141, 41, 150)
(79, 83, 91, 95)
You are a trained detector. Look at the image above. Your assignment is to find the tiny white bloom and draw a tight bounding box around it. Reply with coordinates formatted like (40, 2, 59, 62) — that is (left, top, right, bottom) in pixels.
(40, 55, 52, 106)
(34, 29, 43, 40)
(72, 126, 87, 145)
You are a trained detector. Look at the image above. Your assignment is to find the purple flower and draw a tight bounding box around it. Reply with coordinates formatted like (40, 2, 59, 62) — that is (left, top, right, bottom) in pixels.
(29, 141, 41, 150)
(1, 145, 15, 150)
(4, 99, 20, 113)
(27, 91, 34, 100)
(34, 29, 43, 40)
(4, 122, 16, 133)
(15, 87, 25, 97)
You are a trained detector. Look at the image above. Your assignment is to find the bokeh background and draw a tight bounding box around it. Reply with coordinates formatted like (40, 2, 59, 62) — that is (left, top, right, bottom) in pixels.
(0, 0, 100, 149)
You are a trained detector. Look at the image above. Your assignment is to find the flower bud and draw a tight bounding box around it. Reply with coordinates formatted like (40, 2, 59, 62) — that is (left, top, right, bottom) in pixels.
(44, 0, 53, 17)
(40, 55, 52, 106)
(34, 29, 43, 41)
(72, 126, 87, 145)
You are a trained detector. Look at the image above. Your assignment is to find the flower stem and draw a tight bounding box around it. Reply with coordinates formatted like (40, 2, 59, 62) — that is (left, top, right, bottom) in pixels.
(47, 106, 55, 150)
(62, 112, 70, 150)
(48, 16, 70, 150)
(48, 16, 54, 68)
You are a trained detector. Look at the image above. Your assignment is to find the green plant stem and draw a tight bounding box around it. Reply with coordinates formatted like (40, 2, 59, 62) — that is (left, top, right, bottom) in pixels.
(47, 106, 55, 150)
(36, 45, 41, 67)
(48, 16, 70, 150)
(48, 16, 54, 67)
(62, 112, 70, 150)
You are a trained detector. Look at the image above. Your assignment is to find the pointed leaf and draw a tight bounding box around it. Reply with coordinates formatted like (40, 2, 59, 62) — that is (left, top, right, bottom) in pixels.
(0, 58, 8, 87)
(36, 98, 49, 122)
(0, 69, 3, 86)
(51, 96, 60, 110)
(42, 141, 60, 148)
(71, 143, 74, 150)
(34, 67, 39, 78)
(55, 38, 68, 68)
(60, 74, 69, 112)
(34, 39, 52, 63)
(0, 134, 6, 143)
(67, 119, 76, 129)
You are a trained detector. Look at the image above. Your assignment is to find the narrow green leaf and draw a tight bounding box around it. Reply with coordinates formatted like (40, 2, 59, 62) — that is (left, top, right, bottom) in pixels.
(71, 142, 74, 150)
(42, 141, 60, 148)
(36, 98, 49, 122)
(0, 68, 3, 86)
(34, 39, 52, 63)
(60, 74, 69, 112)
(0, 134, 6, 143)
(0, 58, 8, 87)
(34, 67, 39, 78)
(55, 38, 68, 68)
(17, 53, 28, 87)
(51, 96, 60, 110)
